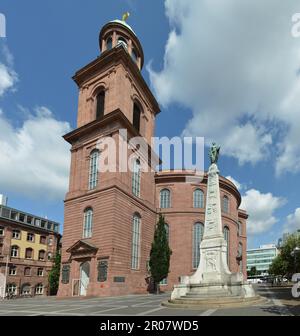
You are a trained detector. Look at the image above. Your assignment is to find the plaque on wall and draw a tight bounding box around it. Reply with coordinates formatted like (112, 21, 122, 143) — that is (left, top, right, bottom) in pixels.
(113, 276, 125, 283)
(61, 264, 70, 284)
(97, 260, 108, 282)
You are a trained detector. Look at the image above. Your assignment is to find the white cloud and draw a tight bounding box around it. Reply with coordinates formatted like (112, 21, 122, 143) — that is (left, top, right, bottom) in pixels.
(0, 63, 17, 96)
(283, 208, 300, 233)
(241, 189, 286, 235)
(0, 107, 71, 200)
(148, 0, 300, 172)
(225, 176, 242, 190)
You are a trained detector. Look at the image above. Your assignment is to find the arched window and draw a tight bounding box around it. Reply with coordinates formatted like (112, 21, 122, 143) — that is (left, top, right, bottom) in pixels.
(47, 252, 52, 261)
(160, 189, 171, 209)
(35, 283, 44, 295)
(96, 91, 105, 120)
(133, 103, 141, 133)
(131, 214, 141, 270)
(132, 159, 141, 197)
(224, 226, 230, 266)
(238, 221, 242, 236)
(25, 248, 33, 259)
(131, 48, 138, 63)
(164, 223, 170, 242)
(193, 223, 204, 269)
(83, 208, 93, 239)
(238, 242, 243, 273)
(38, 250, 45, 261)
(193, 189, 204, 208)
(89, 150, 99, 190)
(11, 245, 19, 258)
(21, 283, 31, 296)
(6, 283, 17, 295)
(223, 195, 229, 213)
(117, 36, 128, 49)
(106, 37, 112, 50)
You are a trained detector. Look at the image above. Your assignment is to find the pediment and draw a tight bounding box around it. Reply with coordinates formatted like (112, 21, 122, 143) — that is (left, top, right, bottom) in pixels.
(66, 239, 98, 254)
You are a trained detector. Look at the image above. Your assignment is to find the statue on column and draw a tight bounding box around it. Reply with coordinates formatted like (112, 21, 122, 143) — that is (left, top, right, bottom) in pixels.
(209, 143, 220, 165)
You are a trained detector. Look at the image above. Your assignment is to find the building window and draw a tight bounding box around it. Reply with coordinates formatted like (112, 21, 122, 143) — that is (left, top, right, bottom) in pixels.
(37, 268, 44, 277)
(6, 283, 17, 295)
(21, 284, 31, 296)
(164, 223, 170, 242)
(224, 226, 230, 266)
(12, 230, 20, 239)
(11, 245, 19, 258)
(19, 213, 25, 222)
(25, 248, 33, 259)
(27, 233, 34, 242)
(223, 196, 229, 213)
(38, 250, 45, 261)
(97, 260, 108, 282)
(47, 252, 52, 261)
(89, 150, 99, 190)
(61, 265, 70, 284)
(132, 159, 141, 197)
(40, 236, 46, 244)
(106, 37, 112, 50)
(193, 189, 204, 208)
(160, 278, 168, 285)
(35, 284, 44, 295)
(131, 48, 138, 63)
(83, 208, 93, 239)
(131, 214, 141, 270)
(133, 103, 141, 133)
(9, 266, 17, 276)
(117, 36, 127, 49)
(193, 223, 204, 269)
(48, 238, 53, 246)
(160, 189, 171, 209)
(24, 267, 31, 276)
(238, 221, 242, 236)
(238, 243, 243, 273)
(96, 91, 105, 120)
(0, 226, 4, 236)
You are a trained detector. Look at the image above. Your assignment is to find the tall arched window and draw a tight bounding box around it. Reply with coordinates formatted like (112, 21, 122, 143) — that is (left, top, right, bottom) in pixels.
(117, 37, 128, 49)
(223, 195, 229, 213)
(25, 248, 33, 259)
(131, 214, 141, 270)
(96, 91, 105, 120)
(132, 159, 141, 197)
(224, 226, 230, 266)
(106, 37, 112, 50)
(38, 250, 45, 261)
(89, 150, 99, 190)
(193, 223, 204, 269)
(83, 208, 93, 239)
(238, 221, 242, 236)
(11, 245, 19, 258)
(238, 242, 243, 273)
(160, 189, 171, 209)
(193, 189, 204, 208)
(131, 48, 138, 63)
(133, 103, 141, 133)
(164, 223, 170, 242)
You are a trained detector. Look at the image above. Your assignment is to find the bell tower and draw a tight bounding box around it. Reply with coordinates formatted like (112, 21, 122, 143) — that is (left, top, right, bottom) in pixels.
(58, 16, 160, 297)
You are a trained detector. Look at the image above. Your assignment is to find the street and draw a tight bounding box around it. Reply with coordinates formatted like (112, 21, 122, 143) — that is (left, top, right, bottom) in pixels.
(0, 284, 299, 316)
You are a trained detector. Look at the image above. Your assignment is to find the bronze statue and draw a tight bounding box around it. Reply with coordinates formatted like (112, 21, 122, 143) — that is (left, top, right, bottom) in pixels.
(209, 143, 220, 165)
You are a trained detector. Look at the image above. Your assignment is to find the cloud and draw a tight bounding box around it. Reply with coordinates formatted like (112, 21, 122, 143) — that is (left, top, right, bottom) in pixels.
(225, 176, 242, 190)
(0, 43, 18, 96)
(0, 107, 71, 200)
(148, 0, 300, 173)
(241, 189, 286, 235)
(283, 208, 300, 234)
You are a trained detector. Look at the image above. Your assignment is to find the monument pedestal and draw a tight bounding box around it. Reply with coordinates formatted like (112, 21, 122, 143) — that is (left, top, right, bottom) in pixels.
(167, 159, 259, 308)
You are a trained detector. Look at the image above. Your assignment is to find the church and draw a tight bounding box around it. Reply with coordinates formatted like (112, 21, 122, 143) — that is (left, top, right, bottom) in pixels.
(57, 18, 247, 298)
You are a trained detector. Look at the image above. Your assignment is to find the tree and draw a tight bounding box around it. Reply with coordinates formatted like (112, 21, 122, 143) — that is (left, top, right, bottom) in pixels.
(48, 252, 61, 296)
(149, 215, 172, 294)
(248, 266, 258, 277)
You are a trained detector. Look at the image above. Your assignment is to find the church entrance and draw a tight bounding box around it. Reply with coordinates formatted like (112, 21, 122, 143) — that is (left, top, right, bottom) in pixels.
(80, 261, 90, 296)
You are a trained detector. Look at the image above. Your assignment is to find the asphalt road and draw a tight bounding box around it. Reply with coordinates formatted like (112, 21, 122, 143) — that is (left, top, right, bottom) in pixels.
(0, 284, 299, 316)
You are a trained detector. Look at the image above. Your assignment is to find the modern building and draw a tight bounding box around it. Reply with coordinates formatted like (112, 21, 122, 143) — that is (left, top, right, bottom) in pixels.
(0, 195, 61, 297)
(247, 244, 278, 275)
(57, 18, 248, 298)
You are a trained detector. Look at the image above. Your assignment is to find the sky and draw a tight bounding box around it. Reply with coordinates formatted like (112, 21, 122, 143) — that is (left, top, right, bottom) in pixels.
(0, 0, 300, 249)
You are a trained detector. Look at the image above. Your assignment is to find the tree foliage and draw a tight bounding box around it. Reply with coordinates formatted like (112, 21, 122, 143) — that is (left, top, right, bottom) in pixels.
(149, 215, 172, 293)
(269, 234, 300, 277)
(48, 252, 61, 295)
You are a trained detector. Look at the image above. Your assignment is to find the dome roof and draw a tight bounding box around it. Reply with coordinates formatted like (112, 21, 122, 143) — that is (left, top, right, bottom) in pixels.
(109, 19, 136, 36)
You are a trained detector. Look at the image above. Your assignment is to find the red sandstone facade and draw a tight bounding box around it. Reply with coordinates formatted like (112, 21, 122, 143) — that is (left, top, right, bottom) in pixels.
(57, 19, 248, 298)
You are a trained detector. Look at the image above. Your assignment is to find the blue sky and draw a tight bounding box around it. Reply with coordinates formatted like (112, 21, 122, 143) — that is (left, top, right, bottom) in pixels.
(0, 0, 299, 249)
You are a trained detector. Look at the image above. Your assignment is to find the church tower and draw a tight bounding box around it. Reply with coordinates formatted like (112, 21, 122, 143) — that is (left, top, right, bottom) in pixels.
(57, 17, 160, 297)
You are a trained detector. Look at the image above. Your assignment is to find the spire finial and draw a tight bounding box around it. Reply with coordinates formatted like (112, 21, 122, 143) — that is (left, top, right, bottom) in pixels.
(122, 12, 130, 22)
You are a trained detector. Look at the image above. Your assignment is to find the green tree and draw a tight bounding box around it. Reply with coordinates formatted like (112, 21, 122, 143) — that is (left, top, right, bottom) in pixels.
(268, 255, 286, 276)
(149, 215, 172, 294)
(48, 253, 61, 296)
(248, 266, 258, 277)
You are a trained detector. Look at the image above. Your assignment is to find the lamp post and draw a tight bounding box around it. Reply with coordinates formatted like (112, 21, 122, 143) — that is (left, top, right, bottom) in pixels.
(291, 247, 300, 274)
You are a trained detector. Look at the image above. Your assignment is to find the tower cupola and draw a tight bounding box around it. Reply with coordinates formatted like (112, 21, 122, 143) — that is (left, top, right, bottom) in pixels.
(99, 13, 144, 70)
